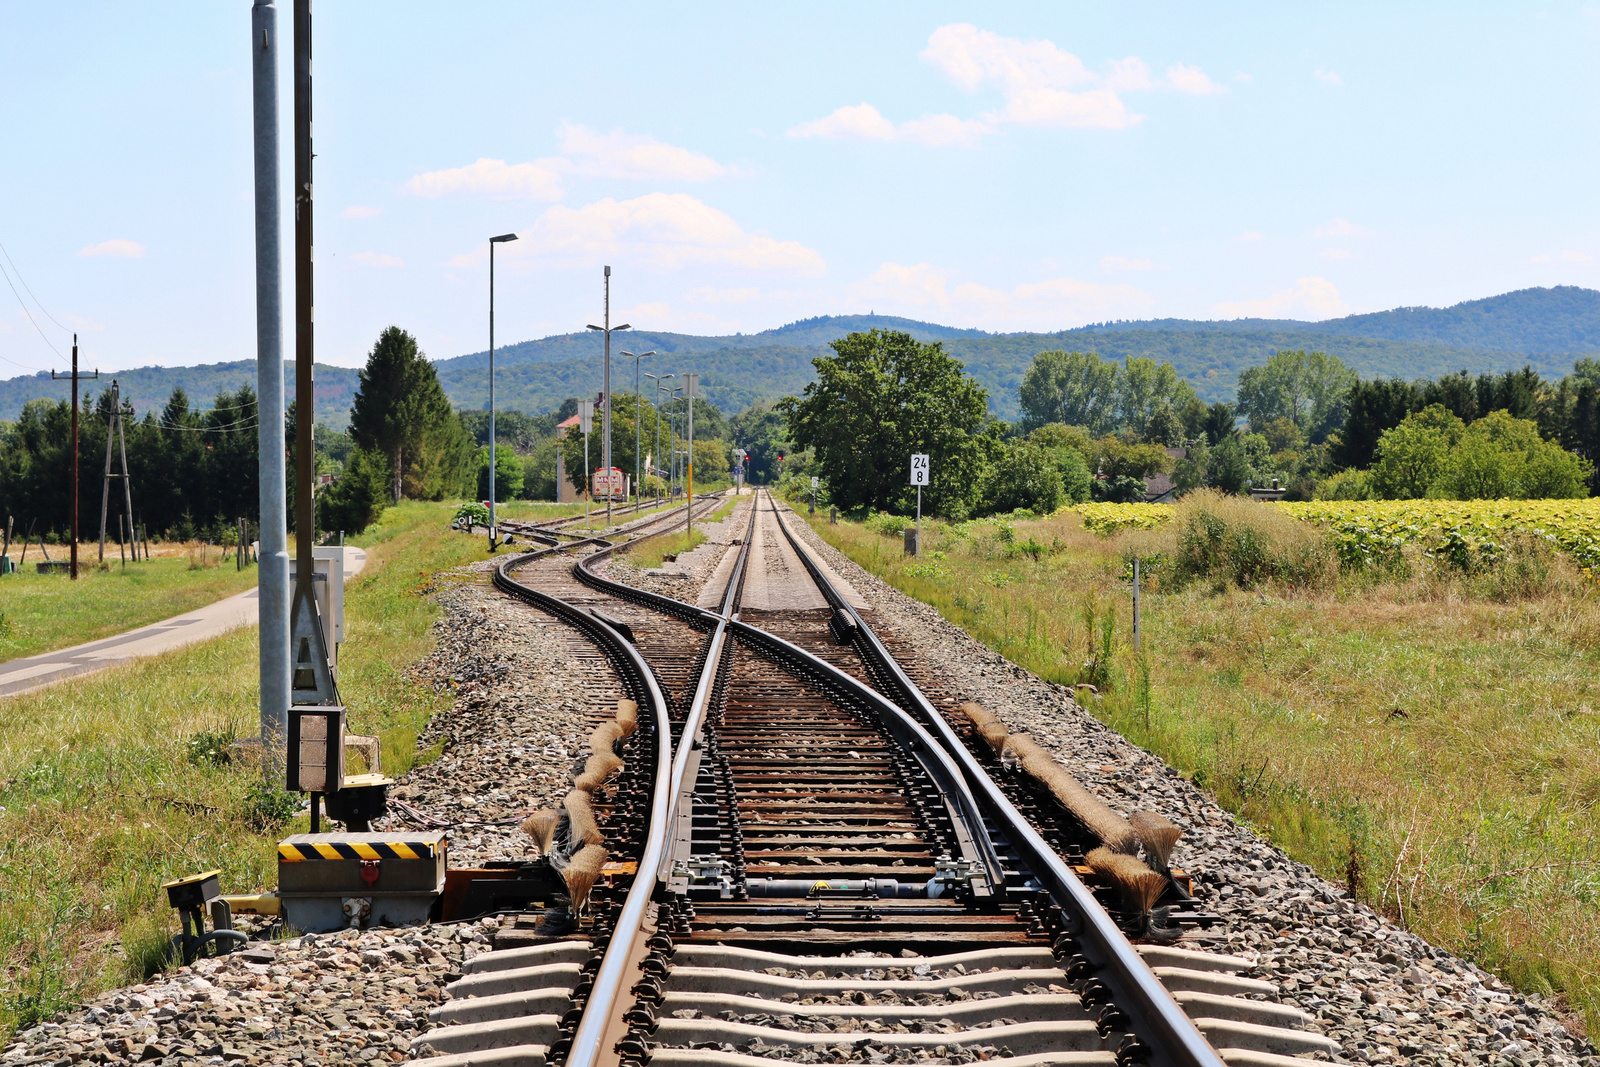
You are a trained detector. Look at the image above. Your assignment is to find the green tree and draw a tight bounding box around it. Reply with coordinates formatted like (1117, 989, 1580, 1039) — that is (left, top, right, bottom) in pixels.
(782, 330, 988, 516)
(476, 445, 524, 502)
(1026, 424, 1093, 503)
(982, 440, 1065, 515)
(316, 447, 391, 536)
(1371, 405, 1465, 499)
(1207, 435, 1251, 495)
(1236, 350, 1356, 443)
(1118, 357, 1196, 436)
(1018, 350, 1119, 434)
(1433, 409, 1591, 500)
(348, 326, 472, 502)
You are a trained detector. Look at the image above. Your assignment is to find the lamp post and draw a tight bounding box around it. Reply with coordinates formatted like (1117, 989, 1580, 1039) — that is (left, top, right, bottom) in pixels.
(646, 372, 674, 503)
(487, 232, 518, 551)
(586, 267, 630, 526)
(622, 350, 655, 509)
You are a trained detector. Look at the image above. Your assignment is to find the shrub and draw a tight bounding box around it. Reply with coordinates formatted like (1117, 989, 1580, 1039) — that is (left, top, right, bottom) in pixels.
(1171, 489, 1336, 590)
(1316, 469, 1375, 500)
(865, 512, 910, 537)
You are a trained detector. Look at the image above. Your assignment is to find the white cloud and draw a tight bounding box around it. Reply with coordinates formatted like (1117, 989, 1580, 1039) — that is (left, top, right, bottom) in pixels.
(1214, 276, 1348, 320)
(1101, 255, 1153, 271)
(470, 193, 825, 275)
(342, 205, 382, 219)
(853, 261, 1154, 331)
(793, 26, 1220, 146)
(687, 286, 761, 304)
(1313, 217, 1363, 237)
(1531, 250, 1593, 264)
(1105, 57, 1152, 91)
(1320, 248, 1353, 259)
(787, 103, 992, 148)
(78, 239, 144, 259)
(1166, 63, 1225, 95)
(1234, 230, 1265, 243)
(556, 123, 733, 181)
(1315, 68, 1344, 87)
(404, 158, 564, 201)
(350, 251, 403, 268)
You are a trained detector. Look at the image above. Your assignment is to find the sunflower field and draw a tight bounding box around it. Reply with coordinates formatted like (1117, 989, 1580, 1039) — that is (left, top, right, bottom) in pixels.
(1063, 497, 1600, 570)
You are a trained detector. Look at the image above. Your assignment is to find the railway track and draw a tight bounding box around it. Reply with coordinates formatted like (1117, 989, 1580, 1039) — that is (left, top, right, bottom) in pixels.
(410, 491, 1337, 1067)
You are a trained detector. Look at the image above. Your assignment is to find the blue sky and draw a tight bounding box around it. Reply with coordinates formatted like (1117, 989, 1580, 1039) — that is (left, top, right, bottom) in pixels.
(2, 2, 1598, 373)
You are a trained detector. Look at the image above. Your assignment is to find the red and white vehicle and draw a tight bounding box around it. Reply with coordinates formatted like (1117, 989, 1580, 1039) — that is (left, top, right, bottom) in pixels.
(591, 466, 626, 501)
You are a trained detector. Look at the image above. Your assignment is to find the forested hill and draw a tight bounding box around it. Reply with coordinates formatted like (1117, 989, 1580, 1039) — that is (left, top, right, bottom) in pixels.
(3, 287, 1596, 423)
(1081, 286, 1600, 353)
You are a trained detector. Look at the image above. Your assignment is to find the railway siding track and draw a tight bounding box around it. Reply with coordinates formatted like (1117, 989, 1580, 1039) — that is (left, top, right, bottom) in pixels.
(412, 492, 1338, 1067)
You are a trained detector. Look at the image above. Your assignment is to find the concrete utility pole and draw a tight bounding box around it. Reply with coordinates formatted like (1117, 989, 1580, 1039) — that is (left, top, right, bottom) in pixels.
(487, 232, 518, 551)
(52, 336, 98, 579)
(586, 267, 629, 526)
(253, 0, 290, 764)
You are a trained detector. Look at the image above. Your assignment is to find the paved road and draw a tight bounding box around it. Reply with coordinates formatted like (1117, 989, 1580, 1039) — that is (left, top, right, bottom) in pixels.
(0, 546, 367, 700)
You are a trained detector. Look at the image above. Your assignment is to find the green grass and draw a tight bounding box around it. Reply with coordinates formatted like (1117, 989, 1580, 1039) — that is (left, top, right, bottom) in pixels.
(0, 550, 259, 662)
(812, 509, 1600, 1036)
(0, 501, 496, 1041)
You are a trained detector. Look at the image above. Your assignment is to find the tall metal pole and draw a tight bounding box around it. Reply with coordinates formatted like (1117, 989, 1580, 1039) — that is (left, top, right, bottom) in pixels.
(486, 233, 518, 551)
(684, 372, 698, 536)
(253, 0, 290, 764)
(69, 337, 79, 580)
(601, 266, 611, 525)
(488, 237, 496, 549)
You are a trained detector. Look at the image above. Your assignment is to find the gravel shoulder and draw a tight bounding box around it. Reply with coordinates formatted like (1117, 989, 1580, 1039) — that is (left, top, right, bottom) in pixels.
(773, 505, 1598, 1067)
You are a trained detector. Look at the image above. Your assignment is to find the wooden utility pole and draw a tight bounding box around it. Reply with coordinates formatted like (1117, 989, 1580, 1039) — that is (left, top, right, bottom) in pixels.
(52, 335, 98, 579)
(98, 380, 136, 564)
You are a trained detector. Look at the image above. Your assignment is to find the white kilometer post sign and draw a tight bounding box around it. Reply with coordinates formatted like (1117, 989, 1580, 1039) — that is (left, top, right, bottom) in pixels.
(910, 453, 929, 554)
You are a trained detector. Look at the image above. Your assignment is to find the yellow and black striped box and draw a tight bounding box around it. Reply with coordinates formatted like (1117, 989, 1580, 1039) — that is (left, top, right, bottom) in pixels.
(277, 832, 447, 895)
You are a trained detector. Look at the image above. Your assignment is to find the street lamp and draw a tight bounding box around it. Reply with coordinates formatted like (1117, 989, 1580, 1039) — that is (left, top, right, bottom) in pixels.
(645, 371, 674, 503)
(621, 350, 655, 509)
(487, 232, 518, 552)
(585, 265, 630, 525)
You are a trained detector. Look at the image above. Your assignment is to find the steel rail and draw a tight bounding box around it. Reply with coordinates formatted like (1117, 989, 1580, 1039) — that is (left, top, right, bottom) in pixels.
(491, 556, 673, 1067)
(764, 492, 1225, 1067)
(558, 497, 759, 1067)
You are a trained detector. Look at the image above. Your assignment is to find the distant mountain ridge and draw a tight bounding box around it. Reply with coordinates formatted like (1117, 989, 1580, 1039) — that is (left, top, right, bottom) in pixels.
(3, 287, 1595, 424)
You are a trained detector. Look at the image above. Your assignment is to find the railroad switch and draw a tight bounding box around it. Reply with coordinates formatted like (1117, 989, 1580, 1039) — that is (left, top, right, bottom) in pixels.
(161, 870, 248, 964)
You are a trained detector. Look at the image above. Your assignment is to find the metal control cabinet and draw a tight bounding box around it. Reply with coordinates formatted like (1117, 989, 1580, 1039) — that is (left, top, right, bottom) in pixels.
(278, 831, 447, 932)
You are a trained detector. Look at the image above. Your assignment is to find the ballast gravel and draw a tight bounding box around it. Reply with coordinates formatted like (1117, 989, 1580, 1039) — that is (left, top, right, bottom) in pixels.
(376, 561, 623, 864)
(0, 919, 504, 1067)
(779, 506, 1600, 1067)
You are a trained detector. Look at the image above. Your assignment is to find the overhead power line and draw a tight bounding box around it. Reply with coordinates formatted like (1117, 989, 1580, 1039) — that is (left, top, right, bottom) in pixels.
(0, 241, 72, 335)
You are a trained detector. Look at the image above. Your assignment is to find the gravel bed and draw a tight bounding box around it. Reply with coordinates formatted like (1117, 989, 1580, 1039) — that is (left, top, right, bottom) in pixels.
(0, 919, 504, 1067)
(378, 561, 621, 864)
(604, 495, 754, 604)
(776, 507, 1599, 1067)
